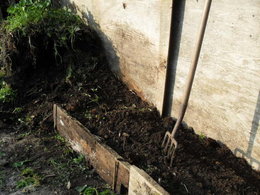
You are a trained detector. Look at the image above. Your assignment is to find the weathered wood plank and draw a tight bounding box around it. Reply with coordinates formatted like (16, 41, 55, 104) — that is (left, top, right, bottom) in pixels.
(54, 104, 169, 194)
(54, 104, 131, 194)
(116, 159, 130, 191)
(129, 166, 169, 195)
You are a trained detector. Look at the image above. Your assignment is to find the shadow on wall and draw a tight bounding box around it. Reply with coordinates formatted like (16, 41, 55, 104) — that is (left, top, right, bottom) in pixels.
(61, 0, 121, 76)
(235, 91, 260, 170)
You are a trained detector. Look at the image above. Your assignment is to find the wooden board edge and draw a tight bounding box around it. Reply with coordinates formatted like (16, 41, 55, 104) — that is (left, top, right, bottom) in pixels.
(54, 105, 131, 194)
(129, 165, 170, 195)
(54, 105, 170, 195)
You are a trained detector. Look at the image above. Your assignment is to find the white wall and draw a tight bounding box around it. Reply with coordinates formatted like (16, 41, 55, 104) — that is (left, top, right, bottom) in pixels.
(175, 0, 260, 170)
(62, 0, 260, 170)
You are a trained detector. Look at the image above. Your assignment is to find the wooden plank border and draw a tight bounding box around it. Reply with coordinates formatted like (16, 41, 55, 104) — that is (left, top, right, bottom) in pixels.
(53, 104, 169, 195)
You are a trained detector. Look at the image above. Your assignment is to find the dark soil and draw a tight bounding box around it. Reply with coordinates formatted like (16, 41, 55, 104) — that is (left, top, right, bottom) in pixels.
(0, 10, 112, 194)
(0, 114, 107, 195)
(0, 6, 259, 193)
(62, 65, 260, 194)
(0, 51, 112, 194)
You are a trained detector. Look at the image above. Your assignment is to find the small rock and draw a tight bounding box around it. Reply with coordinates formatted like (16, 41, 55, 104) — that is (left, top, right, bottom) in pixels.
(66, 181, 71, 189)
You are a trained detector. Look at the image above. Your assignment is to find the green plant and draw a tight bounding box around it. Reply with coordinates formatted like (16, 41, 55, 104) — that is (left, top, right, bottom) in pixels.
(6, 0, 51, 32)
(65, 65, 72, 83)
(83, 187, 98, 195)
(77, 186, 116, 195)
(99, 189, 116, 195)
(0, 82, 15, 103)
(21, 167, 34, 176)
(13, 107, 23, 113)
(25, 115, 34, 123)
(5, 0, 82, 46)
(53, 134, 66, 143)
(63, 147, 74, 155)
(12, 160, 31, 169)
(0, 0, 87, 81)
(73, 154, 85, 164)
(199, 132, 206, 141)
(88, 94, 100, 105)
(16, 168, 41, 189)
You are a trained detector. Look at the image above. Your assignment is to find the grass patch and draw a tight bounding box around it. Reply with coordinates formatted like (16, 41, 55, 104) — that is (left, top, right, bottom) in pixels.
(0, 0, 97, 95)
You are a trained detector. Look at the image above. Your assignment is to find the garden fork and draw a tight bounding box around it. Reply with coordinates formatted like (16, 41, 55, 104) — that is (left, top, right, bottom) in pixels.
(162, 0, 212, 167)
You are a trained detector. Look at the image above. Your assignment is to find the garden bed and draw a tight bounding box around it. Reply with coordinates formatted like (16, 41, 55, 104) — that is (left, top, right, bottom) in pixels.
(54, 104, 169, 195)
(0, 1, 259, 193)
(57, 64, 260, 194)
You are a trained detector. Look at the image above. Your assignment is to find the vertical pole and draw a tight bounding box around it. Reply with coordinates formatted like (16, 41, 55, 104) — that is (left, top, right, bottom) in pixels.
(169, 0, 212, 137)
(162, 0, 186, 117)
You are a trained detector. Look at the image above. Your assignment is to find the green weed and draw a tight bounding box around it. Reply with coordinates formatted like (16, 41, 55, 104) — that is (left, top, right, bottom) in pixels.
(53, 134, 66, 143)
(16, 168, 41, 189)
(25, 115, 34, 123)
(63, 147, 74, 155)
(6, 0, 51, 32)
(0, 82, 15, 103)
(88, 94, 100, 105)
(199, 132, 206, 141)
(13, 107, 23, 113)
(65, 64, 73, 84)
(5, 0, 82, 45)
(77, 185, 116, 195)
(12, 160, 31, 169)
(0, 0, 85, 76)
(73, 154, 85, 164)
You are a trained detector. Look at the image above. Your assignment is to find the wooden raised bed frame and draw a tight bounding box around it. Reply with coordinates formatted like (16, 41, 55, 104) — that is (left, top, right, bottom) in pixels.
(53, 104, 169, 195)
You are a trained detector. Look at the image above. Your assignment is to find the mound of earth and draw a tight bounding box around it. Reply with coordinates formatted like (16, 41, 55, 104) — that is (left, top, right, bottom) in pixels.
(0, 1, 259, 194)
(61, 64, 260, 194)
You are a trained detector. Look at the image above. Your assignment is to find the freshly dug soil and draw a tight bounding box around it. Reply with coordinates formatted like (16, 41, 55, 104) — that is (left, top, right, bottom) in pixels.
(63, 65, 260, 194)
(0, 7, 112, 193)
(1, 7, 259, 192)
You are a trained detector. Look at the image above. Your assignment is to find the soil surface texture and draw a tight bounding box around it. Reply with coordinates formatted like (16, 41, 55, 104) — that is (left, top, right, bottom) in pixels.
(64, 65, 260, 194)
(0, 11, 113, 193)
(0, 112, 108, 195)
(0, 6, 259, 193)
(1, 43, 260, 194)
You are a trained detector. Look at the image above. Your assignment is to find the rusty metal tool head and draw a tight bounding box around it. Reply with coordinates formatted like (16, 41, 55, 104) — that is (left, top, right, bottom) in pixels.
(161, 119, 181, 167)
